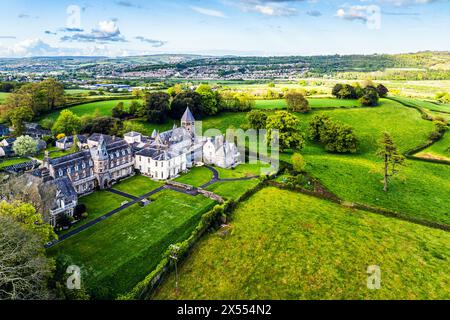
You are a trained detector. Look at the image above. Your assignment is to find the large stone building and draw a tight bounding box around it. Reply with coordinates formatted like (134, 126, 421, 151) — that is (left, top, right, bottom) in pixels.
(130, 107, 239, 180)
(27, 107, 239, 224)
(42, 134, 134, 195)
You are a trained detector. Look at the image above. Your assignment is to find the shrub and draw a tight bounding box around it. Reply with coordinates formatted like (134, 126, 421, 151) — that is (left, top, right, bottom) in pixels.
(285, 91, 310, 113)
(309, 114, 358, 153)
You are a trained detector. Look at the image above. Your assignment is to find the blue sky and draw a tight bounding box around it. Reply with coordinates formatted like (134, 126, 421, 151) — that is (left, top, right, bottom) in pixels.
(0, 0, 448, 57)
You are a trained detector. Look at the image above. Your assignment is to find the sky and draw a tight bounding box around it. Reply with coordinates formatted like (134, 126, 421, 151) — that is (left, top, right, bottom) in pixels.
(0, 0, 448, 57)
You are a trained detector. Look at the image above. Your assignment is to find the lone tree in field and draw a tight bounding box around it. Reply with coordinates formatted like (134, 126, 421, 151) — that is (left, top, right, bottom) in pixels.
(285, 91, 310, 113)
(377, 132, 405, 192)
(266, 111, 305, 152)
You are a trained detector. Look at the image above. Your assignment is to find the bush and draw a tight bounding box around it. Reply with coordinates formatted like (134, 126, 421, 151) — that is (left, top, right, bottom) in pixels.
(73, 204, 87, 220)
(309, 114, 358, 153)
(359, 86, 379, 106)
(285, 91, 310, 113)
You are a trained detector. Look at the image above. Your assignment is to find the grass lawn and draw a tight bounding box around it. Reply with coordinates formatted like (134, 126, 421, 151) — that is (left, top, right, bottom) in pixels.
(48, 190, 216, 299)
(416, 131, 450, 161)
(274, 99, 449, 226)
(215, 162, 272, 179)
(254, 98, 359, 110)
(0, 157, 30, 169)
(112, 175, 163, 197)
(0, 92, 10, 103)
(174, 166, 213, 187)
(206, 179, 260, 200)
(41, 99, 135, 122)
(390, 96, 450, 114)
(154, 187, 450, 300)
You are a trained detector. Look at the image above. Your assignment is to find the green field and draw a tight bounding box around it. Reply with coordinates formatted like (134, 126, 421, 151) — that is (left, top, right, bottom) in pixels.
(390, 96, 450, 114)
(41, 99, 135, 122)
(416, 131, 450, 161)
(174, 166, 213, 187)
(112, 175, 163, 197)
(48, 189, 216, 299)
(206, 179, 260, 200)
(60, 191, 131, 234)
(154, 187, 450, 300)
(0, 92, 10, 103)
(254, 98, 360, 110)
(215, 162, 271, 179)
(274, 99, 449, 226)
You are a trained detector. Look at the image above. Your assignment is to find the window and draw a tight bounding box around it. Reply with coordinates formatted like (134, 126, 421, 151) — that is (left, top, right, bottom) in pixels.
(82, 162, 86, 169)
(75, 165, 79, 171)
(59, 169, 63, 177)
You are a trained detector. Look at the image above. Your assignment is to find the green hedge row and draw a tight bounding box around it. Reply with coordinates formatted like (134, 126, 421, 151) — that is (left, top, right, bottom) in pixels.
(118, 179, 266, 300)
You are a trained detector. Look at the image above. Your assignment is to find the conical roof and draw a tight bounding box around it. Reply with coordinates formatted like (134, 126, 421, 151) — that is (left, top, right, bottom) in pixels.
(181, 107, 195, 122)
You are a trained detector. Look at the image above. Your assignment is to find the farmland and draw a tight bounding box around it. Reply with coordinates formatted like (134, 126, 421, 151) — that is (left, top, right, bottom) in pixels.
(41, 99, 136, 122)
(48, 189, 216, 299)
(154, 187, 450, 300)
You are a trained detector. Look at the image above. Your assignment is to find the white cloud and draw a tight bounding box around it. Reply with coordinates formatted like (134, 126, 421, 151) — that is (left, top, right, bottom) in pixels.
(61, 20, 126, 43)
(2, 38, 60, 57)
(191, 6, 227, 18)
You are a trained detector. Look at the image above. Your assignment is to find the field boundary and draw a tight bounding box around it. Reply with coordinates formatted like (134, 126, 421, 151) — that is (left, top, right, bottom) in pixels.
(118, 178, 267, 300)
(267, 180, 450, 232)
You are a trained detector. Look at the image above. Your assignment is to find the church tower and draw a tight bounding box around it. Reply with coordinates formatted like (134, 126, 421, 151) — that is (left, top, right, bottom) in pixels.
(181, 107, 196, 136)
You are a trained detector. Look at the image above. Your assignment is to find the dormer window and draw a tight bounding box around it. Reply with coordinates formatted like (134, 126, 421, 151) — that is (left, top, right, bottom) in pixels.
(122, 150, 125, 156)
(59, 169, 63, 177)
(75, 165, 79, 171)
(82, 162, 86, 169)
(116, 151, 120, 157)
(110, 154, 114, 160)
(67, 168, 71, 174)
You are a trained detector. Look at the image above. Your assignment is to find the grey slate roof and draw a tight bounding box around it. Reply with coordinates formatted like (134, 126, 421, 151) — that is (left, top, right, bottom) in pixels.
(181, 107, 195, 122)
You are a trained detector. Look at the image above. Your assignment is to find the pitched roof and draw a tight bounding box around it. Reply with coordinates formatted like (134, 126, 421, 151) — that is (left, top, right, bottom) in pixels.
(181, 107, 195, 122)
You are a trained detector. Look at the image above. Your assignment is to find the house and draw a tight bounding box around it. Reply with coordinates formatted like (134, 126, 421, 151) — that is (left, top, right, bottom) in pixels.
(41, 134, 135, 195)
(202, 136, 240, 168)
(23, 122, 52, 139)
(0, 138, 15, 158)
(132, 107, 240, 180)
(55, 135, 88, 150)
(28, 169, 78, 227)
(0, 124, 9, 137)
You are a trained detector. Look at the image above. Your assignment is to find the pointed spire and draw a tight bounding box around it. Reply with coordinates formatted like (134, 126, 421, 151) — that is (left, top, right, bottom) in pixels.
(151, 129, 158, 139)
(181, 107, 195, 122)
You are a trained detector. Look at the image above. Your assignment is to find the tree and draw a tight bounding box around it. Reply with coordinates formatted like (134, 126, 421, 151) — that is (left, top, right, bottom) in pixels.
(309, 115, 358, 153)
(167, 83, 185, 97)
(81, 116, 122, 135)
(8, 106, 34, 137)
(0, 200, 56, 243)
(142, 92, 170, 123)
(171, 91, 203, 119)
(128, 100, 142, 117)
(13, 135, 38, 156)
(196, 84, 219, 116)
(359, 86, 379, 106)
(332, 84, 357, 99)
(0, 216, 54, 300)
(70, 134, 80, 153)
(292, 153, 306, 172)
(266, 111, 305, 151)
(220, 91, 254, 112)
(376, 84, 389, 98)
(0, 174, 58, 227)
(285, 91, 310, 113)
(308, 114, 331, 141)
(40, 78, 65, 110)
(246, 110, 267, 130)
(376, 132, 405, 192)
(111, 102, 127, 119)
(320, 122, 358, 153)
(52, 110, 82, 135)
